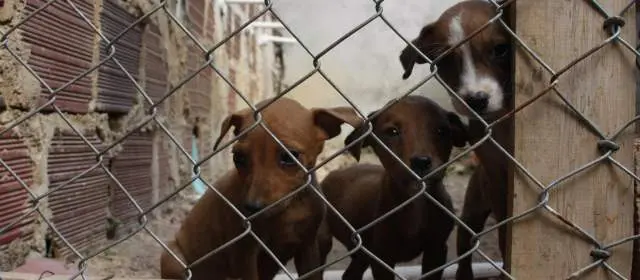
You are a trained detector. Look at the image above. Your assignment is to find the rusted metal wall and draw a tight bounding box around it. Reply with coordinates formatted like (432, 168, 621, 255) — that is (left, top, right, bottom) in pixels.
(47, 131, 109, 256)
(143, 23, 168, 108)
(21, 0, 95, 113)
(156, 132, 171, 199)
(0, 132, 34, 246)
(96, 0, 143, 113)
(0, 0, 279, 266)
(110, 132, 153, 230)
(185, 44, 213, 125)
(186, 0, 205, 37)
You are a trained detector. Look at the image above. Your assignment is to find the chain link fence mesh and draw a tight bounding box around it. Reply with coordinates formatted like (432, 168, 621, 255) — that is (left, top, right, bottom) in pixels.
(0, 0, 639, 279)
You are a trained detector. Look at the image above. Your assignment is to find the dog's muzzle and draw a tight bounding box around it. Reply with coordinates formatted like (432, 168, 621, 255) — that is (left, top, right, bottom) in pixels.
(410, 156, 433, 178)
(242, 201, 264, 216)
(464, 91, 489, 114)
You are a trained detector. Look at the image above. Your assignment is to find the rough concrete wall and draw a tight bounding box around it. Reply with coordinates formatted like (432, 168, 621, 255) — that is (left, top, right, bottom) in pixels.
(0, 0, 281, 270)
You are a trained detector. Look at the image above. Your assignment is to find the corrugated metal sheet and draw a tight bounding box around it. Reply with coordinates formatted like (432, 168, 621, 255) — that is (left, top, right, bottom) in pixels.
(48, 132, 109, 256)
(0, 132, 34, 246)
(22, 0, 95, 113)
(143, 23, 168, 106)
(95, 0, 142, 113)
(157, 132, 172, 198)
(186, 44, 212, 121)
(110, 132, 153, 229)
(186, 0, 204, 36)
(203, 2, 216, 42)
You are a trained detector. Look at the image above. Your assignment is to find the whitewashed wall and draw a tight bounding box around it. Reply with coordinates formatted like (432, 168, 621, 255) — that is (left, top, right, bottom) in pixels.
(272, 0, 464, 115)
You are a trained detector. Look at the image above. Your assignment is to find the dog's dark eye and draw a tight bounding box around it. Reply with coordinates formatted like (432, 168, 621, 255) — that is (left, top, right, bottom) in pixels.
(491, 43, 509, 58)
(384, 127, 400, 137)
(233, 152, 248, 168)
(279, 150, 300, 167)
(436, 125, 450, 136)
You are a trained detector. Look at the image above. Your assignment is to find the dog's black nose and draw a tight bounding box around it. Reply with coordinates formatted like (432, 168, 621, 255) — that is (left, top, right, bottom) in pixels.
(242, 202, 264, 215)
(410, 156, 432, 175)
(465, 91, 489, 113)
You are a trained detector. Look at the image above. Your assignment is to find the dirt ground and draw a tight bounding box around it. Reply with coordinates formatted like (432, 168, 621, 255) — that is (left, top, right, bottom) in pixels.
(82, 148, 501, 279)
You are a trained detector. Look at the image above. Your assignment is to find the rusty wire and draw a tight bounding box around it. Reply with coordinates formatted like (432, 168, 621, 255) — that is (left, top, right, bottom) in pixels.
(0, 0, 639, 279)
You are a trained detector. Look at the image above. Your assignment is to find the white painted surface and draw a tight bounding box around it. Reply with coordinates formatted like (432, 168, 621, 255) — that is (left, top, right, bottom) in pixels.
(272, 0, 465, 114)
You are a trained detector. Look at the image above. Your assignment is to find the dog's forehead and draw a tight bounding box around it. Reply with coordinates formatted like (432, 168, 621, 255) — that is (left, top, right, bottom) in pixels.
(378, 97, 445, 126)
(238, 98, 316, 148)
(437, 1, 502, 43)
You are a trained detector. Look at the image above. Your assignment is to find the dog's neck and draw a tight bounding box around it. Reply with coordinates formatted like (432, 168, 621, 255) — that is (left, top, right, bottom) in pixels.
(378, 172, 444, 237)
(467, 109, 514, 180)
(382, 172, 443, 204)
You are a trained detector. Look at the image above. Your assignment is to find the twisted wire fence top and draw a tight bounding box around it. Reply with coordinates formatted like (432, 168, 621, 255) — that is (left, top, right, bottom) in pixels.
(0, 0, 639, 279)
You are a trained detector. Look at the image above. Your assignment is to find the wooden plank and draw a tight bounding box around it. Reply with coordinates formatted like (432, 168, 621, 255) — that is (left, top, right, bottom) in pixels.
(632, 5, 640, 279)
(510, 0, 636, 279)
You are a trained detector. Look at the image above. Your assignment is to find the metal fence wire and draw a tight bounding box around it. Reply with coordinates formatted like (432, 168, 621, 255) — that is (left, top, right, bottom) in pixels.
(1, 0, 640, 279)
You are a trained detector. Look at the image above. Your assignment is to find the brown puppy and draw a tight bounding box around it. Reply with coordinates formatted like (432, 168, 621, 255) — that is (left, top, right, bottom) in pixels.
(160, 97, 362, 280)
(317, 95, 468, 280)
(399, 1, 513, 279)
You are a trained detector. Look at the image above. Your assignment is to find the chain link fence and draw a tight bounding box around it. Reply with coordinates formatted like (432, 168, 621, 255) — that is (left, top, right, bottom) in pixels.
(0, 0, 639, 279)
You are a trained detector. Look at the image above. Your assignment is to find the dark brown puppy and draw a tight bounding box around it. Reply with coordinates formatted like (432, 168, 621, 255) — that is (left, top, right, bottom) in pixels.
(160, 97, 362, 280)
(399, 1, 513, 279)
(317, 95, 468, 280)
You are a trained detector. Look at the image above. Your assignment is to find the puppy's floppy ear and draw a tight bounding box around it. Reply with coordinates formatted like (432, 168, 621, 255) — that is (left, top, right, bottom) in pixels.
(312, 106, 363, 140)
(399, 22, 437, 80)
(213, 109, 249, 150)
(446, 111, 468, 148)
(343, 110, 378, 162)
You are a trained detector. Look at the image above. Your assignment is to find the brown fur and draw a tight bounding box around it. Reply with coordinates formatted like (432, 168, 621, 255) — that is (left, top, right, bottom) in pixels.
(317, 96, 468, 280)
(160, 97, 363, 280)
(399, 1, 514, 279)
(399, 0, 512, 119)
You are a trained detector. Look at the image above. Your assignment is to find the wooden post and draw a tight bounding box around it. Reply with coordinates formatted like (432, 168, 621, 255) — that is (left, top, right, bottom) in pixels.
(632, 5, 640, 279)
(510, 1, 636, 279)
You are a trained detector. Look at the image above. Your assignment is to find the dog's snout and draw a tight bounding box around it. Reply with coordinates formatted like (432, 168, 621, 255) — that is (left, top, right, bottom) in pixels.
(410, 156, 432, 175)
(465, 91, 489, 113)
(242, 201, 264, 215)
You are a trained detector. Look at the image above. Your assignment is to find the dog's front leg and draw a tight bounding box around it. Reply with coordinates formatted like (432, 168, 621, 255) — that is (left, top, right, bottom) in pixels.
(369, 257, 396, 280)
(240, 247, 261, 280)
(422, 191, 455, 280)
(294, 239, 323, 280)
(421, 239, 448, 280)
(456, 171, 491, 280)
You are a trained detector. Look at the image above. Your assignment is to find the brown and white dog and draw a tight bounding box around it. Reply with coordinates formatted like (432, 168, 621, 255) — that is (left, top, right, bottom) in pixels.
(317, 95, 468, 280)
(160, 97, 362, 280)
(399, 1, 513, 279)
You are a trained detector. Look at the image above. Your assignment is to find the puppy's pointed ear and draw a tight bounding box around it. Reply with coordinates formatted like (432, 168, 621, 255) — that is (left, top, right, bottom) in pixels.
(343, 110, 378, 161)
(312, 107, 363, 140)
(399, 22, 438, 80)
(213, 109, 250, 150)
(446, 111, 469, 148)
